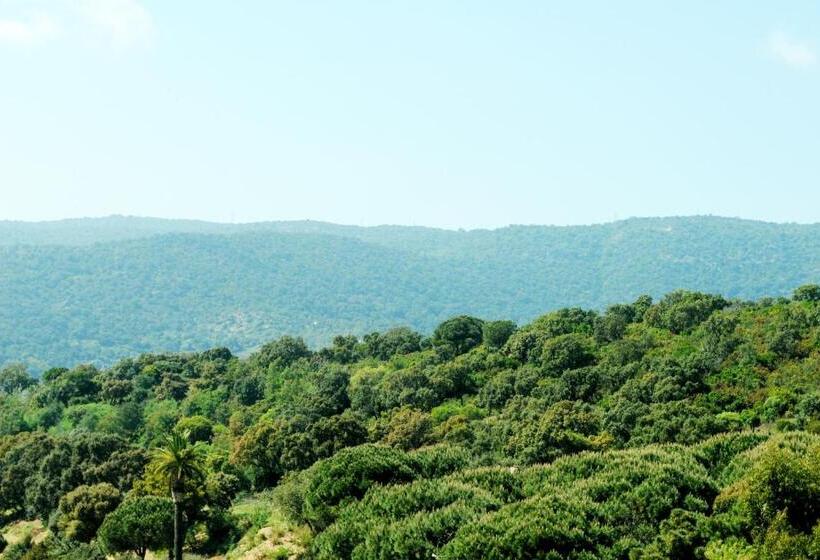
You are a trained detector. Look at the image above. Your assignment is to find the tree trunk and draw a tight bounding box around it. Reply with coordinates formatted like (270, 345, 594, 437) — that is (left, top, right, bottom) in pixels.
(172, 487, 184, 560)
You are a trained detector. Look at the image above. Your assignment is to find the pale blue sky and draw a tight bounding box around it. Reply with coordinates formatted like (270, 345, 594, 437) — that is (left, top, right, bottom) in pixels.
(1, 1, 818, 228)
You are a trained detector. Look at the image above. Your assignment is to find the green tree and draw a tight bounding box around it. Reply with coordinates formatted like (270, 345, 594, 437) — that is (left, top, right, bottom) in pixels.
(308, 411, 368, 460)
(319, 335, 361, 364)
(232, 374, 263, 406)
(251, 336, 311, 370)
(594, 303, 635, 343)
(362, 327, 423, 360)
(49, 365, 101, 405)
(432, 316, 484, 357)
(506, 400, 603, 463)
(645, 291, 729, 334)
(148, 430, 206, 560)
(541, 333, 596, 374)
(380, 407, 433, 451)
(303, 444, 418, 530)
(0, 364, 37, 394)
(98, 496, 173, 560)
(56, 483, 122, 542)
(175, 415, 214, 443)
(482, 320, 517, 350)
(793, 284, 820, 302)
(231, 416, 314, 487)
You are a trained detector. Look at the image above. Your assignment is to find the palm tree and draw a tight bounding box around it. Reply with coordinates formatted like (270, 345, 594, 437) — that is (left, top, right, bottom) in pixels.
(149, 430, 206, 560)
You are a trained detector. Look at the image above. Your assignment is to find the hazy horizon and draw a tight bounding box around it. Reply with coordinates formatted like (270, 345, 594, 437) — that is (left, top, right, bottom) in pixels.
(2, 2, 819, 228)
(3, 212, 820, 231)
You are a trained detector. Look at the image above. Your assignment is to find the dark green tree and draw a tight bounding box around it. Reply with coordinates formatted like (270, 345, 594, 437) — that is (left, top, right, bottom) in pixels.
(98, 496, 173, 560)
(482, 320, 517, 350)
(251, 336, 311, 370)
(432, 316, 484, 357)
(793, 284, 820, 302)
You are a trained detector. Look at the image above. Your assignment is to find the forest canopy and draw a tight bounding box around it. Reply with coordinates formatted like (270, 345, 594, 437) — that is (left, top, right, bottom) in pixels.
(1, 285, 820, 559)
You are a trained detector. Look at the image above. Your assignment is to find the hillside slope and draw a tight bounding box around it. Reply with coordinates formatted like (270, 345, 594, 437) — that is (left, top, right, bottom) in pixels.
(1, 216, 818, 369)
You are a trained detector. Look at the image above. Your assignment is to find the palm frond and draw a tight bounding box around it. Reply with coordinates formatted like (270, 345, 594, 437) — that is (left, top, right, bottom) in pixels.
(148, 429, 207, 486)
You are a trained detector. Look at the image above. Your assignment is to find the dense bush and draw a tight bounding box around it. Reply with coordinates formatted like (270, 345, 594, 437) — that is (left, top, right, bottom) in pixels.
(302, 445, 419, 530)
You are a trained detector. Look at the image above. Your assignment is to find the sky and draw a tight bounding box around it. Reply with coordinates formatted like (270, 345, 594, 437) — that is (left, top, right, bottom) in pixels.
(1, 1, 819, 229)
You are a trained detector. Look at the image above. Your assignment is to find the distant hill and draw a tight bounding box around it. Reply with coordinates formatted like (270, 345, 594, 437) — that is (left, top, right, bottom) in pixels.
(1, 215, 818, 370)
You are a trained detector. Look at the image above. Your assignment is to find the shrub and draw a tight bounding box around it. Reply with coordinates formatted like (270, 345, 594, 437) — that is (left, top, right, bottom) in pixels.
(309, 479, 501, 559)
(439, 493, 605, 560)
(408, 444, 473, 478)
(302, 445, 417, 530)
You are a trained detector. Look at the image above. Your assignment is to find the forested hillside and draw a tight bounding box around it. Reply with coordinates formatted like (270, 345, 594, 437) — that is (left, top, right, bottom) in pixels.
(1, 287, 820, 559)
(1, 216, 819, 370)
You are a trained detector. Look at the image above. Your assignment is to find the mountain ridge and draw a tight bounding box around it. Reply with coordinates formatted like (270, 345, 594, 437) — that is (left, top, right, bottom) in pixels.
(2, 214, 817, 247)
(1, 215, 818, 370)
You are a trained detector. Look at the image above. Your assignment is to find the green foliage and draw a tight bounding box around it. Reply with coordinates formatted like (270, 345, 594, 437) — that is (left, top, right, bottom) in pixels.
(0, 285, 819, 558)
(505, 400, 603, 463)
(0, 364, 37, 394)
(379, 407, 433, 450)
(408, 444, 473, 479)
(1, 536, 106, 560)
(482, 320, 517, 350)
(793, 284, 820, 302)
(361, 327, 423, 360)
(0, 431, 146, 520)
(302, 445, 418, 530)
(645, 290, 729, 334)
(176, 415, 215, 443)
(232, 416, 314, 487)
(149, 430, 207, 489)
(56, 483, 121, 542)
(311, 481, 499, 560)
(504, 308, 596, 364)
(97, 496, 173, 559)
(44, 365, 100, 405)
(251, 336, 311, 370)
(148, 429, 208, 559)
(540, 333, 596, 373)
(232, 374, 264, 406)
(433, 316, 485, 357)
(716, 436, 820, 536)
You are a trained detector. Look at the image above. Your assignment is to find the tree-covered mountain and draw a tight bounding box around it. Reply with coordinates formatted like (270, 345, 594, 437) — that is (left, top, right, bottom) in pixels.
(1, 216, 818, 370)
(1, 287, 819, 559)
